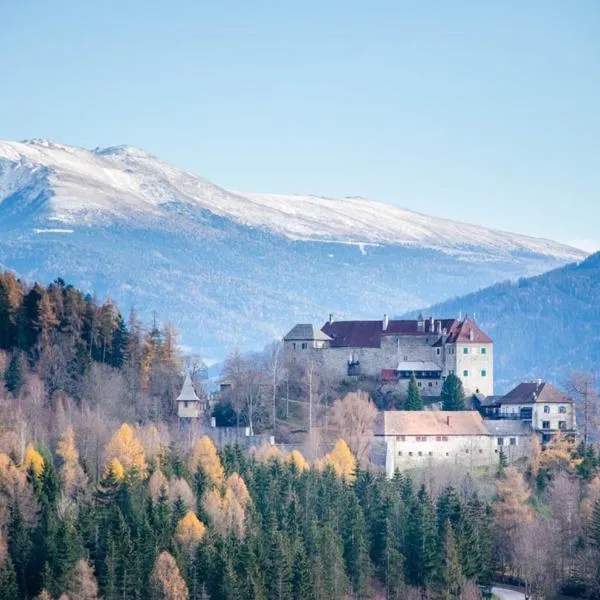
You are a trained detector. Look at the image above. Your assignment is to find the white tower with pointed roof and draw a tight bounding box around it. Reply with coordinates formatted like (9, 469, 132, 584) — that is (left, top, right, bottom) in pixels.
(176, 373, 202, 419)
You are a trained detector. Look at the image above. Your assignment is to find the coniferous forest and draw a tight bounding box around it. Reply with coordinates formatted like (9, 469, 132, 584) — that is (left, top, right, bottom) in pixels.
(3, 270, 600, 600)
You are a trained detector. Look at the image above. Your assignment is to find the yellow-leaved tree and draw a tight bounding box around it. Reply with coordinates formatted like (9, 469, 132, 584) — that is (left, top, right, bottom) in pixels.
(253, 444, 283, 464)
(106, 458, 125, 482)
(104, 424, 147, 479)
(188, 436, 224, 486)
(287, 449, 308, 472)
(175, 511, 206, 548)
(150, 551, 189, 600)
(201, 472, 250, 539)
(56, 426, 87, 497)
(322, 439, 357, 483)
(538, 433, 581, 475)
(22, 443, 44, 478)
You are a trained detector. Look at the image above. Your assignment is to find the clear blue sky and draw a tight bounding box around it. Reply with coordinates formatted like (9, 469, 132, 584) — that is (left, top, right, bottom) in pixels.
(1, 1, 598, 251)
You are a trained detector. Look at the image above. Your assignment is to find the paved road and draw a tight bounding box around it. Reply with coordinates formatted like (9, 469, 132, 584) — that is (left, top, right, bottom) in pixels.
(491, 586, 526, 600)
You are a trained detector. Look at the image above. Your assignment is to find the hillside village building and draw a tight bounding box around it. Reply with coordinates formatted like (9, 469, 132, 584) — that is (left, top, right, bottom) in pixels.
(374, 410, 531, 476)
(284, 314, 494, 396)
(480, 381, 576, 443)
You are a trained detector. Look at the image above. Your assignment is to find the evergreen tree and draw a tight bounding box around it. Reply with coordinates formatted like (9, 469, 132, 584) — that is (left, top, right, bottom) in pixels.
(441, 373, 466, 411)
(4, 350, 27, 395)
(405, 486, 437, 588)
(404, 374, 423, 410)
(0, 558, 19, 600)
(434, 520, 463, 600)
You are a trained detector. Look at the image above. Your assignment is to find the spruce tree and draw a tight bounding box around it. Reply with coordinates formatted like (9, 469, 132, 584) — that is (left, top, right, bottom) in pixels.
(435, 520, 463, 600)
(0, 558, 19, 600)
(405, 374, 423, 410)
(4, 350, 27, 395)
(441, 373, 465, 411)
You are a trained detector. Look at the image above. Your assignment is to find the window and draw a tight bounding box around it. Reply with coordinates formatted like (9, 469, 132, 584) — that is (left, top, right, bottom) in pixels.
(478, 449, 483, 454)
(442, 436, 448, 441)
(481, 369, 487, 377)
(398, 451, 403, 456)
(463, 370, 469, 377)
(449, 369, 455, 375)
(559, 421, 567, 430)
(428, 451, 433, 456)
(428, 382, 433, 387)
(292, 342, 296, 349)
(497, 437, 504, 446)
(301, 342, 308, 349)
(559, 406, 567, 414)
(417, 381, 422, 387)
(543, 405, 550, 414)
(542, 421, 550, 430)
(463, 347, 469, 354)
(436, 348, 441, 355)
(416, 436, 428, 442)
(510, 438, 517, 446)
(465, 449, 469, 454)
(480, 347, 487, 354)
(396, 435, 405, 441)
(418, 451, 423, 457)
(408, 452, 413, 457)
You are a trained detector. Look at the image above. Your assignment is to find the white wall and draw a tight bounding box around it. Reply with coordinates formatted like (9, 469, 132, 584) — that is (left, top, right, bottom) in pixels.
(456, 343, 494, 396)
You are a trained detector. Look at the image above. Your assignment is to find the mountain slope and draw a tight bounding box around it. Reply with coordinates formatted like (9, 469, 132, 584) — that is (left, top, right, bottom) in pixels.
(0, 139, 588, 359)
(409, 252, 600, 392)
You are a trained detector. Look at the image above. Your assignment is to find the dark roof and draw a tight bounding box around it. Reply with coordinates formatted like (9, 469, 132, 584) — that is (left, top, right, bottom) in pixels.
(284, 324, 332, 342)
(484, 420, 533, 436)
(321, 316, 492, 349)
(500, 381, 573, 405)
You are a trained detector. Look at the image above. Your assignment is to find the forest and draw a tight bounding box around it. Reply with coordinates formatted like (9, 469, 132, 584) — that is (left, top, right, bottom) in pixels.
(2, 270, 600, 599)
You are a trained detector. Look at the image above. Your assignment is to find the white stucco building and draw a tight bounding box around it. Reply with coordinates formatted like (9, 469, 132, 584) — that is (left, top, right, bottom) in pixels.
(374, 410, 531, 476)
(481, 380, 576, 443)
(284, 314, 494, 396)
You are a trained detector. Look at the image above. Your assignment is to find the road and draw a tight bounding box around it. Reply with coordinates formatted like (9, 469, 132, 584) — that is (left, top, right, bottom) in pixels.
(491, 585, 526, 600)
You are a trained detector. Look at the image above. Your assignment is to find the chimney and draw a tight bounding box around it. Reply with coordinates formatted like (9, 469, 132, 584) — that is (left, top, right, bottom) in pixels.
(446, 415, 451, 426)
(328, 313, 334, 325)
(383, 314, 389, 331)
(436, 320, 442, 334)
(430, 316, 434, 332)
(469, 329, 474, 341)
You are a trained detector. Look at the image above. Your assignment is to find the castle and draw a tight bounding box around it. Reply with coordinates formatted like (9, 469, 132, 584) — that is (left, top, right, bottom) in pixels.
(283, 313, 494, 396)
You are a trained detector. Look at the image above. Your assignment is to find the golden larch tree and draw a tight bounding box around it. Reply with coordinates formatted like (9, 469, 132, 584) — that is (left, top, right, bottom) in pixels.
(22, 443, 44, 478)
(175, 511, 206, 548)
(287, 449, 308, 472)
(104, 424, 147, 479)
(323, 439, 357, 483)
(150, 551, 189, 600)
(188, 436, 224, 486)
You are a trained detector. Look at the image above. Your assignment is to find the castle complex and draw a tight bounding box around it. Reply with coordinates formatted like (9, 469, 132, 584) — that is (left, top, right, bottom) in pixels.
(284, 314, 494, 396)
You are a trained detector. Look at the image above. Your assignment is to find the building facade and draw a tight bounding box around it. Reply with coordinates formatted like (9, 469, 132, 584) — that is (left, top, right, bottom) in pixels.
(481, 381, 576, 442)
(176, 373, 204, 419)
(374, 410, 531, 476)
(283, 314, 494, 396)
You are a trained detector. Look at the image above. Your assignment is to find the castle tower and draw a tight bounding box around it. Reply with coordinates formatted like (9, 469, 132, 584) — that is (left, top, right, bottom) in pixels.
(176, 373, 202, 419)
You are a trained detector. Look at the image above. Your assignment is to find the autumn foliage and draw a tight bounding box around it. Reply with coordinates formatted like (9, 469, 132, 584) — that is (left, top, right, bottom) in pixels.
(188, 435, 224, 486)
(104, 424, 147, 479)
(150, 551, 189, 600)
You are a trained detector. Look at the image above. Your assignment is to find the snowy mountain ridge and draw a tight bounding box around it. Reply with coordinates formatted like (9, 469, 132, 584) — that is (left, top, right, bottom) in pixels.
(0, 139, 584, 261)
(0, 138, 587, 357)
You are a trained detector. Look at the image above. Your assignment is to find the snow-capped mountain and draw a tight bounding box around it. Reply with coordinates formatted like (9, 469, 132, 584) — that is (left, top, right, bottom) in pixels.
(0, 139, 587, 358)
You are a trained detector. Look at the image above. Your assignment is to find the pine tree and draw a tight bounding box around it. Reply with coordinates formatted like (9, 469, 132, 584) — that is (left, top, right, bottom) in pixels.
(441, 373, 465, 411)
(4, 350, 27, 394)
(405, 486, 437, 588)
(434, 520, 463, 600)
(404, 374, 423, 410)
(0, 558, 19, 600)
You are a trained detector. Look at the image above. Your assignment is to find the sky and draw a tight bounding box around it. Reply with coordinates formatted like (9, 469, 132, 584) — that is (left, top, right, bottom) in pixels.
(1, 1, 599, 252)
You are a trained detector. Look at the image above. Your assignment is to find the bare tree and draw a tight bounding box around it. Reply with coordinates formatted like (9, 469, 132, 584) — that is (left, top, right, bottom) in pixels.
(330, 391, 377, 466)
(568, 371, 599, 444)
(264, 341, 284, 435)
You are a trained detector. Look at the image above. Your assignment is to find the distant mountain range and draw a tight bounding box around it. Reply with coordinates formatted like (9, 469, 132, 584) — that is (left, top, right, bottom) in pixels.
(0, 138, 587, 361)
(410, 252, 600, 393)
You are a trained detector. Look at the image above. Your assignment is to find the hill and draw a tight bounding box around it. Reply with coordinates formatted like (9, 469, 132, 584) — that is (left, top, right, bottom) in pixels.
(410, 252, 600, 391)
(0, 139, 586, 359)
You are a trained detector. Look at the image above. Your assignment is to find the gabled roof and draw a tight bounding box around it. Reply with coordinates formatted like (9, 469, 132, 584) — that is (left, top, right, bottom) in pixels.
(374, 410, 489, 436)
(500, 381, 573, 405)
(284, 324, 332, 342)
(320, 316, 492, 349)
(176, 373, 200, 403)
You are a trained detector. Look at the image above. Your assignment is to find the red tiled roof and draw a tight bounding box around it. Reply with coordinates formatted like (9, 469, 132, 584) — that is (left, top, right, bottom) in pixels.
(320, 316, 491, 348)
